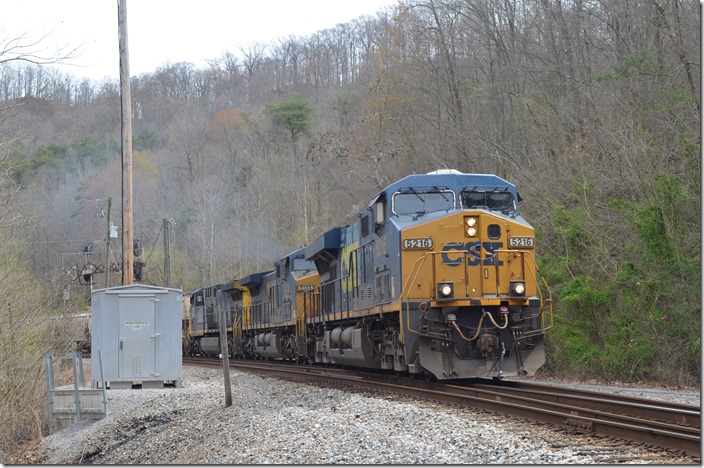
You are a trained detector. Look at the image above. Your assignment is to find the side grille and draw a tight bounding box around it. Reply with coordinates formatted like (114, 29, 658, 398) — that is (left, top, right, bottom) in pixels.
(375, 271, 391, 305)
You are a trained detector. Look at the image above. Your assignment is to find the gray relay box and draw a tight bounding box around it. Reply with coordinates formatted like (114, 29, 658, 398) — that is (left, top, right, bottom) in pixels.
(91, 284, 183, 389)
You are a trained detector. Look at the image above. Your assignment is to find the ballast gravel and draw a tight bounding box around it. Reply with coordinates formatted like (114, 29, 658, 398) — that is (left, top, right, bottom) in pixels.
(35, 366, 699, 464)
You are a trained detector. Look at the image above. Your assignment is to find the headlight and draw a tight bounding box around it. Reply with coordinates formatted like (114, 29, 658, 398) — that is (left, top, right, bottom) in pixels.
(438, 283, 454, 298)
(465, 217, 478, 237)
(511, 281, 526, 296)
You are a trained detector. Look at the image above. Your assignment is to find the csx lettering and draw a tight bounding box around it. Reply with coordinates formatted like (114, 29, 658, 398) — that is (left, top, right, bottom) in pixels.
(441, 242, 504, 266)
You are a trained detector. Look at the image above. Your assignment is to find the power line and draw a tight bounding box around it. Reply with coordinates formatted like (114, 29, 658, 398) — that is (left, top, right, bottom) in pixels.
(17, 199, 109, 205)
(17, 240, 111, 246)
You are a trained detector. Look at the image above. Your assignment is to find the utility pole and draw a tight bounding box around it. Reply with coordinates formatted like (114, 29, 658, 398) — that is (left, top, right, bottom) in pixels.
(118, 0, 134, 285)
(163, 218, 171, 288)
(219, 308, 232, 407)
(104, 197, 112, 288)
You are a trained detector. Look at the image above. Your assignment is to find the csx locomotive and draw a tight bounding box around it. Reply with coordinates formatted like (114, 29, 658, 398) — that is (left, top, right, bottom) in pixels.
(185, 169, 552, 380)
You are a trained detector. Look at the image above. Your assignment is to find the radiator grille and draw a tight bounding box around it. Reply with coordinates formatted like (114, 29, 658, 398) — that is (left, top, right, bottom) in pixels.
(375, 272, 391, 305)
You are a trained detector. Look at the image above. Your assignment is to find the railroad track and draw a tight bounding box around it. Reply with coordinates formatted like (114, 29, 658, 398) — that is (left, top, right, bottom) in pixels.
(183, 356, 700, 458)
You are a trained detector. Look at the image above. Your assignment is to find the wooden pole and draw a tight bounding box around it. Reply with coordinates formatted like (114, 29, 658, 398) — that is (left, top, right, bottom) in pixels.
(219, 308, 232, 407)
(104, 197, 112, 288)
(118, 0, 134, 285)
(163, 218, 171, 288)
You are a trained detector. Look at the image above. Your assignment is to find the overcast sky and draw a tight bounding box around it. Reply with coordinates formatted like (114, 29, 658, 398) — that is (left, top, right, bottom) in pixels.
(3, 0, 396, 82)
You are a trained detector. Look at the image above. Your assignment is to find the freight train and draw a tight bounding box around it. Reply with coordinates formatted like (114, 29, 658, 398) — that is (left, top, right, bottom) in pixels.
(184, 169, 553, 380)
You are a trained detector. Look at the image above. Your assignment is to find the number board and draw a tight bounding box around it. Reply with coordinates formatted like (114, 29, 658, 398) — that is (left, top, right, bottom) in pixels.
(403, 238, 433, 250)
(509, 237, 535, 248)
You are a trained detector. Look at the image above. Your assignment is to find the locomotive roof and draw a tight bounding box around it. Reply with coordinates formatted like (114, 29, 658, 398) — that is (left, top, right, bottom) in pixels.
(281, 247, 307, 263)
(382, 171, 517, 197)
(239, 271, 273, 287)
(365, 171, 520, 212)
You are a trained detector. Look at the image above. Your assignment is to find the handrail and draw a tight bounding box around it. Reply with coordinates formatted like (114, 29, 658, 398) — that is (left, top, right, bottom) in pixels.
(399, 252, 435, 341)
(493, 248, 554, 333)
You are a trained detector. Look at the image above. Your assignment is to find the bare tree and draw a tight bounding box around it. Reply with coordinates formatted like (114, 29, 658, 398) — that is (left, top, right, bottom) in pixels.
(0, 28, 80, 66)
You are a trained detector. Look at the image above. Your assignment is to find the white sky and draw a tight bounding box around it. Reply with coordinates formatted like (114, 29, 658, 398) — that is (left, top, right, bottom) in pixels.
(2, 0, 396, 82)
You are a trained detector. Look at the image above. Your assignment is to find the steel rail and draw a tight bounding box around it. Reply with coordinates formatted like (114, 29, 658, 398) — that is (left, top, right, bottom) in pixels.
(471, 381, 700, 427)
(183, 357, 700, 457)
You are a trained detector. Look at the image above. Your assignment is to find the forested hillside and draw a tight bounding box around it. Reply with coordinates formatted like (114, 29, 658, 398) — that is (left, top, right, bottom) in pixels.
(0, 0, 699, 457)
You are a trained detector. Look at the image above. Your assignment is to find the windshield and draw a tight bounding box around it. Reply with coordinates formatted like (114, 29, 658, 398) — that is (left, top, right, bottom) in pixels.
(461, 189, 515, 213)
(392, 189, 455, 216)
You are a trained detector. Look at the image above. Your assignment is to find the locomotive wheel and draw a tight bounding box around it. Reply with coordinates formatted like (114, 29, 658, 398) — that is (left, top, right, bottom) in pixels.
(297, 355, 311, 365)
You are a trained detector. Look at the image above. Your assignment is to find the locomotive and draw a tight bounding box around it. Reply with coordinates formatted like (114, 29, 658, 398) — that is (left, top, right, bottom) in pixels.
(185, 169, 552, 380)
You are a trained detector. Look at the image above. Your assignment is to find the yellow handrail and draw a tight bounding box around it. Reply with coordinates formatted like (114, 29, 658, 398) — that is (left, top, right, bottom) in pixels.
(399, 251, 437, 342)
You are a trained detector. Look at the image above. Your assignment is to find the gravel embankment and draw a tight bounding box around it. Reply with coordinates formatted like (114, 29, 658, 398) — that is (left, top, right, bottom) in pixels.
(30, 366, 700, 464)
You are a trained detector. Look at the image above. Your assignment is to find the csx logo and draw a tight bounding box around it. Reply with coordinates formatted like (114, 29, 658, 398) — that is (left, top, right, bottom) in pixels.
(441, 242, 504, 266)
